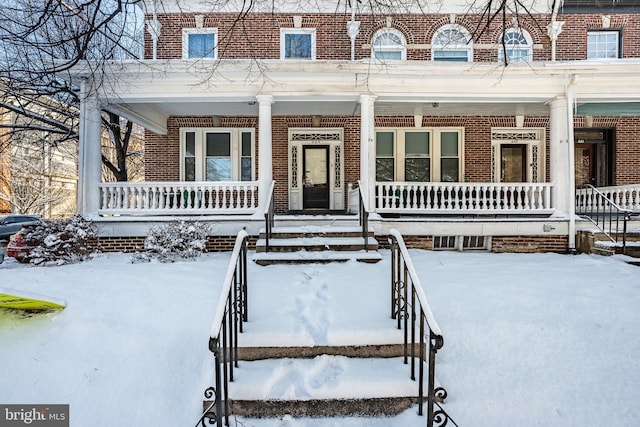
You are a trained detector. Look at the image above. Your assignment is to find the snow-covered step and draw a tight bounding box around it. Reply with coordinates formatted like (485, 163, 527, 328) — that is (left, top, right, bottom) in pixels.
(255, 236, 379, 252)
(252, 249, 382, 265)
(260, 225, 373, 239)
(207, 355, 429, 417)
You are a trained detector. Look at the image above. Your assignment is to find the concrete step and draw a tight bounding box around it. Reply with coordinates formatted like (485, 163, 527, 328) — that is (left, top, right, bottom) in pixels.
(255, 236, 379, 253)
(204, 355, 429, 417)
(236, 343, 422, 361)
(259, 225, 375, 239)
(252, 249, 382, 265)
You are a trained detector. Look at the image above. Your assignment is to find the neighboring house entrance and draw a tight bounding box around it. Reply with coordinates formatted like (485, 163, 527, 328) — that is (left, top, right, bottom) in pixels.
(574, 128, 614, 187)
(288, 129, 344, 211)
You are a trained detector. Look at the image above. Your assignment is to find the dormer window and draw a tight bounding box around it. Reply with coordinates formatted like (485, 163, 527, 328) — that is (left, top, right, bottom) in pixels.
(281, 28, 316, 60)
(182, 28, 217, 59)
(371, 28, 407, 60)
(432, 24, 473, 62)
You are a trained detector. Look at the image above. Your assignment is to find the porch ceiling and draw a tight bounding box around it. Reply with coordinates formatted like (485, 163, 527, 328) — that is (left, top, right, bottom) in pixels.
(108, 98, 552, 134)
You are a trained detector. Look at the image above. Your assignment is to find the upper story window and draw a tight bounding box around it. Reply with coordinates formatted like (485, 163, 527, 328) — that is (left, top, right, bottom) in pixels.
(281, 28, 316, 60)
(498, 28, 532, 63)
(587, 30, 621, 59)
(182, 28, 217, 59)
(432, 24, 473, 62)
(181, 129, 254, 182)
(371, 28, 407, 60)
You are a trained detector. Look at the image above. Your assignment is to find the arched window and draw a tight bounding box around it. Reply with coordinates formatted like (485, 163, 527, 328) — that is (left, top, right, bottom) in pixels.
(498, 28, 533, 62)
(432, 24, 472, 62)
(371, 28, 407, 60)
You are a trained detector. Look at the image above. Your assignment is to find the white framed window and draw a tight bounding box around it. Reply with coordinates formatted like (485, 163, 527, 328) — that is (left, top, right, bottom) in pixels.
(280, 28, 316, 60)
(432, 24, 473, 62)
(180, 128, 255, 181)
(587, 30, 621, 59)
(375, 128, 464, 182)
(498, 28, 533, 62)
(371, 28, 407, 60)
(182, 28, 218, 59)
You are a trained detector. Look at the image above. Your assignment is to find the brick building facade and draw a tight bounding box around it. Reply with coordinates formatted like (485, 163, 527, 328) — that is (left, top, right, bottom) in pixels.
(72, 0, 640, 253)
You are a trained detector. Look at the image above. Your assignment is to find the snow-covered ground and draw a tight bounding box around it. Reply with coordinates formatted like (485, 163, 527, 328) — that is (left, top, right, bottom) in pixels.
(1, 250, 639, 427)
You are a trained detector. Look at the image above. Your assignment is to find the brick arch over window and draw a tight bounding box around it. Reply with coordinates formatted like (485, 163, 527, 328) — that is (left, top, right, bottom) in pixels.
(423, 16, 475, 44)
(491, 23, 542, 44)
(362, 19, 415, 45)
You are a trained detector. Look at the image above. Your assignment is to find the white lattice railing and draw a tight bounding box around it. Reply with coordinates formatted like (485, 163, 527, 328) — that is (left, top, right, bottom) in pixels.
(576, 184, 640, 213)
(375, 182, 554, 214)
(98, 181, 259, 215)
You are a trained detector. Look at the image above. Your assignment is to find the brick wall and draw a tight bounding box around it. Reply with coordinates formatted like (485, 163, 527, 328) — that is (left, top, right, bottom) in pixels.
(97, 235, 259, 253)
(491, 235, 568, 253)
(146, 11, 640, 62)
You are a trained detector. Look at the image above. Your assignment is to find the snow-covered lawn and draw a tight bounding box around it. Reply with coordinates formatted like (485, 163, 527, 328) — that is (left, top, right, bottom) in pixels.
(1, 250, 639, 427)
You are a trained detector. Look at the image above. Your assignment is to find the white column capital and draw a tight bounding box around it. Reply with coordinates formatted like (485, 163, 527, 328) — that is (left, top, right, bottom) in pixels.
(359, 94, 377, 106)
(256, 94, 274, 105)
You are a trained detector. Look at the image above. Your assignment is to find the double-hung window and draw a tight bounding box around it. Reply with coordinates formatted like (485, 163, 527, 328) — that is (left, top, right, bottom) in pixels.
(371, 28, 407, 60)
(182, 28, 217, 59)
(181, 129, 254, 181)
(281, 28, 316, 60)
(587, 30, 621, 59)
(375, 128, 463, 182)
(432, 24, 473, 62)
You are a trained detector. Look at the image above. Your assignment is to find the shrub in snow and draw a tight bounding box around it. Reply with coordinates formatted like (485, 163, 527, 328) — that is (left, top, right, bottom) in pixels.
(132, 221, 210, 263)
(22, 215, 99, 266)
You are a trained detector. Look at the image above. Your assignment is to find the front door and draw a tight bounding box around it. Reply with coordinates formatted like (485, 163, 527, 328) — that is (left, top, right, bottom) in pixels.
(501, 144, 527, 182)
(575, 143, 595, 186)
(303, 146, 330, 209)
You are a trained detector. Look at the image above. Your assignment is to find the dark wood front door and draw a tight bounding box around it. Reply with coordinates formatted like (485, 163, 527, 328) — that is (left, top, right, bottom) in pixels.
(501, 144, 527, 182)
(575, 143, 596, 186)
(303, 146, 330, 209)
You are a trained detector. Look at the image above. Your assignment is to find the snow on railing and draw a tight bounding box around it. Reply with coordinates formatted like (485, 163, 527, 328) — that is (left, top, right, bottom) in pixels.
(376, 182, 553, 214)
(98, 181, 259, 215)
(576, 184, 640, 213)
(388, 229, 457, 427)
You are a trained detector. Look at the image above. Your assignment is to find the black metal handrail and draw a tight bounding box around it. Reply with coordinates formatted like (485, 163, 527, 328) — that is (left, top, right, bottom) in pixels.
(264, 180, 276, 252)
(196, 230, 249, 427)
(388, 229, 457, 427)
(576, 184, 632, 254)
(357, 181, 370, 252)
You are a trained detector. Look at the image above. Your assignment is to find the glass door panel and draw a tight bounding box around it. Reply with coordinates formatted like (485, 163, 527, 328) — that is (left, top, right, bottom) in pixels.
(501, 144, 526, 182)
(303, 146, 329, 209)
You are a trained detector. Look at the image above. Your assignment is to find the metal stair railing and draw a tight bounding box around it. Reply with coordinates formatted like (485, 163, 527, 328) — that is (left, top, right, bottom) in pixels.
(263, 180, 276, 252)
(576, 184, 633, 255)
(388, 229, 458, 427)
(357, 181, 370, 252)
(196, 230, 249, 427)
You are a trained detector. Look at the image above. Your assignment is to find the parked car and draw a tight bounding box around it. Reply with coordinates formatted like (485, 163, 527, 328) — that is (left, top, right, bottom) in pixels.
(0, 215, 42, 240)
(6, 231, 37, 263)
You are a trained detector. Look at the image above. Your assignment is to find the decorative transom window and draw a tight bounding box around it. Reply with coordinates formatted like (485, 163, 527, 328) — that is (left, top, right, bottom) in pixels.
(281, 28, 316, 60)
(375, 128, 464, 183)
(181, 129, 254, 182)
(498, 28, 532, 62)
(371, 28, 407, 60)
(432, 24, 473, 62)
(182, 28, 217, 59)
(587, 30, 620, 59)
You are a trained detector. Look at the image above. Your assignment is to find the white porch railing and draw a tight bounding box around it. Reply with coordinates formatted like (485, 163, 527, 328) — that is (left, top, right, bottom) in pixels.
(576, 184, 640, 213)
(375, 182, 554, 214)
(98, 181, 259, 215)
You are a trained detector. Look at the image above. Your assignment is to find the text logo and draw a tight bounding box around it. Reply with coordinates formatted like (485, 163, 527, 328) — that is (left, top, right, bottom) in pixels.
(1, 405, 68, 427)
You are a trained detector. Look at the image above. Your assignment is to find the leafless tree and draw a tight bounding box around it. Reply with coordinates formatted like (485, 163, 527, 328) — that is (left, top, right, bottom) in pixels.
(0, 0, 145, 188)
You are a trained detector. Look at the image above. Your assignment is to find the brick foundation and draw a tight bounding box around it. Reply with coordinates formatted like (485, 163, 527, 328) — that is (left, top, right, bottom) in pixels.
(491, 235, 569, 253)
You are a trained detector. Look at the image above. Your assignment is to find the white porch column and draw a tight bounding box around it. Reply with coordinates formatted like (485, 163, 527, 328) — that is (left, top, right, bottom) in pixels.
(359, 94, 376, 211)
(256, 95, 274, 213)
(78, 80, 102, 217)
(549, 96, 571, 215)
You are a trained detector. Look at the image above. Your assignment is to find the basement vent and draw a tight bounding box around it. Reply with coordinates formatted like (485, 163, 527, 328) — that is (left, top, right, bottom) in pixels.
(433, 235, 489, 251)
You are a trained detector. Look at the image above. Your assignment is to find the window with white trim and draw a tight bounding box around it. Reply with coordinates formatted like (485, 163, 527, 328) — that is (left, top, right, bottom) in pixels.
(375, 128, 464, 182)
(587, 30, 621, 59)
(181, 129, 255, 181)
(432, 24, 473, 62)
(280, 28, 316, 60)
(371, 28, 407, 60)
(498, 28, 533, 62)
(182, 28, 217, 59)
